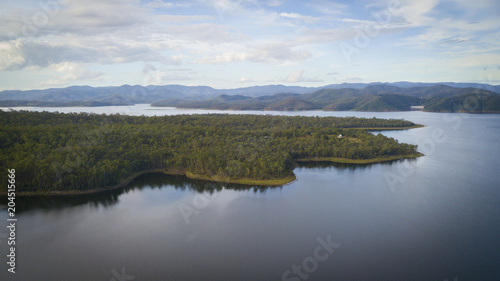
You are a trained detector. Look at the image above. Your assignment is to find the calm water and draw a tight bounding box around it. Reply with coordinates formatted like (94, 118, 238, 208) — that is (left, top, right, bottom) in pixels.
(1, 106, 500, 281)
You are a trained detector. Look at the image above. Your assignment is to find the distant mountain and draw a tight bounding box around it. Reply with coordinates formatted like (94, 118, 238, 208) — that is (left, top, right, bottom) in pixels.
(0, 85, 185, 104)
(1, 82, 499, 112)
(265, 98, 320, 111)
(319, 82, 500, 92)
(152, 85, 500, 113)
(0, 100, 119, 107)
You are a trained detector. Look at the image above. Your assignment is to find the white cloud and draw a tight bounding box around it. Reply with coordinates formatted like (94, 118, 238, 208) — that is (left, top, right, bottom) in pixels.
(398, 1, 500, 49)
(42, 62, 103, 86)
(196, 43, 312, 65)
(0, 0, 498, 89)
(286, 70, 306, 82)
(279, 12, 320, 24)
(239, 76, 255, 83)
(279, 12, 301, 19)
(281, 70, 323, 83)
(0, 41, 26, 70)
(0, 38, 171, 70)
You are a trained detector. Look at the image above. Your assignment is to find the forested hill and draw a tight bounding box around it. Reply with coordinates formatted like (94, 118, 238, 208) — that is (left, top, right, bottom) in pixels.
(152, 85, 500, 112)
(1, 83, 500, 113)
(0, 111, 421, 194)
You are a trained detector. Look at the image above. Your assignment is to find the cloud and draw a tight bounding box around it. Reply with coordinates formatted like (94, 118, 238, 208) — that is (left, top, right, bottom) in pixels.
(0, 0, 498, 89)
(286, 70, 306, 82)
(282, 70, 323, 83)
(307, 1, 348, 15)
(153, 14, 215, 23)
(267, 0, 281, 7)
(279, 12, 320, 24)
(0, 41, 26, 70)
(239, 76, 255, 83)
(0, 0, 150, 40)
(279, 12, 301, 19)
(0, 39, 168, 70)
(42, 62, 104, 86)
(0, 0, 243, 68)
(236, 70, 323, 84)
(140, 62, 196, 85)
(397, 0, 439, 27)
(343, 76, 365, 83)
(197, 43, 312, 65)
(397, 0, 500, 49)
(448, 0, 497, 11)
(143, 63, 157, 74)
(144, 1, 192, 9)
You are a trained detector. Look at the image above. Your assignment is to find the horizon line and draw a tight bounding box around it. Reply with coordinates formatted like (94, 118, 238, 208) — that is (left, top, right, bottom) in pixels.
(2, 81, 500, 92)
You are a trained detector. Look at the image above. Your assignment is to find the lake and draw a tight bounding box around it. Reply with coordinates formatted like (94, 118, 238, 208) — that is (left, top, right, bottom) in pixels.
(1, 105, 499, 281)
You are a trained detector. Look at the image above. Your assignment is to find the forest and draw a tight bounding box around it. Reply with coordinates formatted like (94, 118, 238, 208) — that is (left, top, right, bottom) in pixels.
(0, 110, 421, 194)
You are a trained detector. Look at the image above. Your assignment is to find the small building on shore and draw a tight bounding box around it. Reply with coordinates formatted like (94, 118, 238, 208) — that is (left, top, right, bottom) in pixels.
(410, 106, 425, 111)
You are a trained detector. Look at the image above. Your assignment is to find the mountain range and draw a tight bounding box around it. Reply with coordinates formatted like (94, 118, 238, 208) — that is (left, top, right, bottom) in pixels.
(1, 82, 499, 112)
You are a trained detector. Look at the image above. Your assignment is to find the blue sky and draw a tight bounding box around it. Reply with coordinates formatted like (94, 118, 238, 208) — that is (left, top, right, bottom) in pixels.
(0, 0, 499, 90)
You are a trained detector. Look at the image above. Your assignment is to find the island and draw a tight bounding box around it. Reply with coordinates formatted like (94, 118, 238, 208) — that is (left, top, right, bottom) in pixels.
(0, 110, 423, 196)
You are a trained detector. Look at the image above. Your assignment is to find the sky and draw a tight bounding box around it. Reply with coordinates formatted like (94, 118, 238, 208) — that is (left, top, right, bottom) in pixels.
(0, 0, 499, 90)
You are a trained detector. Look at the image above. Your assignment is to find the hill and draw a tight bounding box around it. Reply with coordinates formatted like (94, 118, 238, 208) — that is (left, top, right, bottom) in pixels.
(424, 93, 500, 112)
(2, 83, 500, 112)
(152, 85, 500, 113)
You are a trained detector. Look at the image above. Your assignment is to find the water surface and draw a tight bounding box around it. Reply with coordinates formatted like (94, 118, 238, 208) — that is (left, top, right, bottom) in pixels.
(1, 107, 499, 281)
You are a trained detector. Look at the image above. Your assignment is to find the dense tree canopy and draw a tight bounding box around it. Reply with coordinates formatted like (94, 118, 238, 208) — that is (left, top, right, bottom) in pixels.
(0, 111, 420, 193)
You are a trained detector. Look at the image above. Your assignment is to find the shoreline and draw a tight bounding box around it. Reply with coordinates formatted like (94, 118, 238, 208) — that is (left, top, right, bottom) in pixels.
(1, 154, 422, 197)
(354, 125, 425, 130)
(295, 153, 423, 165)
(0, 169, 296, 197)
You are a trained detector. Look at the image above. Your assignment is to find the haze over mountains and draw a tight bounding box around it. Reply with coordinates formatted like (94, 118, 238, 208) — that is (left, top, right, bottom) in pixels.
(1, 82, 499, 113)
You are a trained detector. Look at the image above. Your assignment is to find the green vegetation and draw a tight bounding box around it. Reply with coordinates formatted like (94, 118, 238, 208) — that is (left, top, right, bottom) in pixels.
(423, 93, 500, 113)
(3, 84, 499, 113)
(0, 111, 421, 195)
(152, 85, 500, 112)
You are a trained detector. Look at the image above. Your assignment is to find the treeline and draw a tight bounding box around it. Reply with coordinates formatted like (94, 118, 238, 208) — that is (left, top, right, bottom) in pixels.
(0, 111, 419, 192)
(424, 93, 500, 112)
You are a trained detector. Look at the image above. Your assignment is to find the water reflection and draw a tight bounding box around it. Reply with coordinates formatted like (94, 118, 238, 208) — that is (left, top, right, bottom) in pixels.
(13, 173, 285, 214)
(295, 157, 417, 171)
(12, 159, 421, 214)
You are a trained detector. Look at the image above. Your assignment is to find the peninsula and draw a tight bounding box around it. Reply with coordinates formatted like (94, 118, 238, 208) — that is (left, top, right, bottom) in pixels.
(0, 111, 422, 196)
